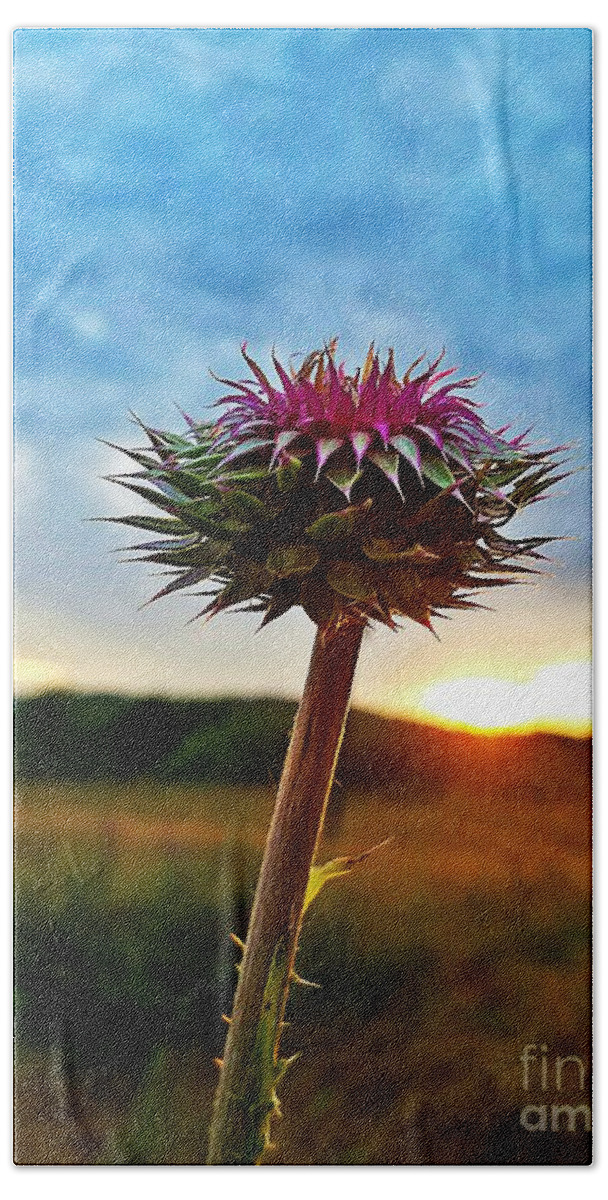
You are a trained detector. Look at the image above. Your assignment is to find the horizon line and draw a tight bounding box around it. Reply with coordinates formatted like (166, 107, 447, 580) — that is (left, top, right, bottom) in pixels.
(14, 684, 592, 742)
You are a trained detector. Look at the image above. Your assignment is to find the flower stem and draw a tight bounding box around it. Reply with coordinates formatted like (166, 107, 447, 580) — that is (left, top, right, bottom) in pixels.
(206, 618, 365, 1165)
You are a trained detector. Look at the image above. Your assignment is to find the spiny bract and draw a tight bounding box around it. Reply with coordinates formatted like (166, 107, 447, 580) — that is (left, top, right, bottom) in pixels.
(104, 342, 567, 633)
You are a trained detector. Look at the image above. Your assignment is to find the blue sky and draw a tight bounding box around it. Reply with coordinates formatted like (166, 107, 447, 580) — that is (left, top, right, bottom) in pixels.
(13, 28, 592, 707)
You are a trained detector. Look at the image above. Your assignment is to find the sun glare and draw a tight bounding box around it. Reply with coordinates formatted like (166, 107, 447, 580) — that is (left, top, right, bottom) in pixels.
(413, 661, 591, 736)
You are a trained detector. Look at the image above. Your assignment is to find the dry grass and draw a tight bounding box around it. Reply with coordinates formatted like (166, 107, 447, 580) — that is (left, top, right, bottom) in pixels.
(14, 770, 591, 1165)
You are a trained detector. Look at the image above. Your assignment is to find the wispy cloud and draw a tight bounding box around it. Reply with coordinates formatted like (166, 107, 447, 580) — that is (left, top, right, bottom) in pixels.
(13, 28, 592, 695)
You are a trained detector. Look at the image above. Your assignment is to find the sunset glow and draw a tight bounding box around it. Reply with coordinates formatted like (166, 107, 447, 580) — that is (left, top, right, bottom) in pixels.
(13, 643, 592, 739)
(14, 657, 71, 695)
(410, 661, 591, 736)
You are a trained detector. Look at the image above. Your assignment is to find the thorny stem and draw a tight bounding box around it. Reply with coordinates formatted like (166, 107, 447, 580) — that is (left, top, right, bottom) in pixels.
(206, 618, 365, 1165)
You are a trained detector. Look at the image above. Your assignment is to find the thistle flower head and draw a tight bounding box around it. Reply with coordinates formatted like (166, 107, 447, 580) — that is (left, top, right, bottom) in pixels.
(216, 342, 504, 497)
(104, 342, 568, 634)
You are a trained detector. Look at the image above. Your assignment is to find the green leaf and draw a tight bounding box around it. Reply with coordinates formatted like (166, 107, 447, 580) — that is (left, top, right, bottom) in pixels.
(369, 448, 402, 492)
(221, 438, 273, 464)
(151, 430, 196, 449)
(217, 466, 269, 484)
(303, 839, 393, 915)
(421, 455, 455, 489)
(147, 567, 211, 603)
(363, 537, 407, 562)
(141, 539, 231, 570)
(390, 435, 421, 476)
(266, 545, 319, 578)
(442, 440, 472, 472)
(99, 514, 186, 534)
(148, 468, 212, 499)
(303, 860, 354, 913)
(276, 457, 302, 492)
(178, 445, 225, 463)
(109, 479, 182, 513)
(306, 510, 353, 542)
(324, 461, 362, 500)
(178, 498, 224, 530)
(121, 535, 197, 552)
(316, 437, 343, 471)
(206, 564, 273, 614)
(326, 561, 373, 600)
(259, 591, 297, 627)
(99, 441, 162, 471)
(483, 459, 529, 487)
(224, 490, 270, 523)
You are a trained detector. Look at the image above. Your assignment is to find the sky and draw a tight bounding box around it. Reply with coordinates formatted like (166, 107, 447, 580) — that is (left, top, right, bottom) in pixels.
(13, 28, 592, 730)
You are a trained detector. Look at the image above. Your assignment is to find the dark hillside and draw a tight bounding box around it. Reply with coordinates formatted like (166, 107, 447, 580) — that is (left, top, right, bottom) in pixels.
(14, 692, 590, 806)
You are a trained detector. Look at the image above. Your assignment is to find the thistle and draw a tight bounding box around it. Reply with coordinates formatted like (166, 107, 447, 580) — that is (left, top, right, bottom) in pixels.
(104, 341, 566, 1165)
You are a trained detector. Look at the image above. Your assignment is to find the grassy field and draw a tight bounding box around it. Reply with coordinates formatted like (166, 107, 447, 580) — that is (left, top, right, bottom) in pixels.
(14, 760, 591, 1165)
